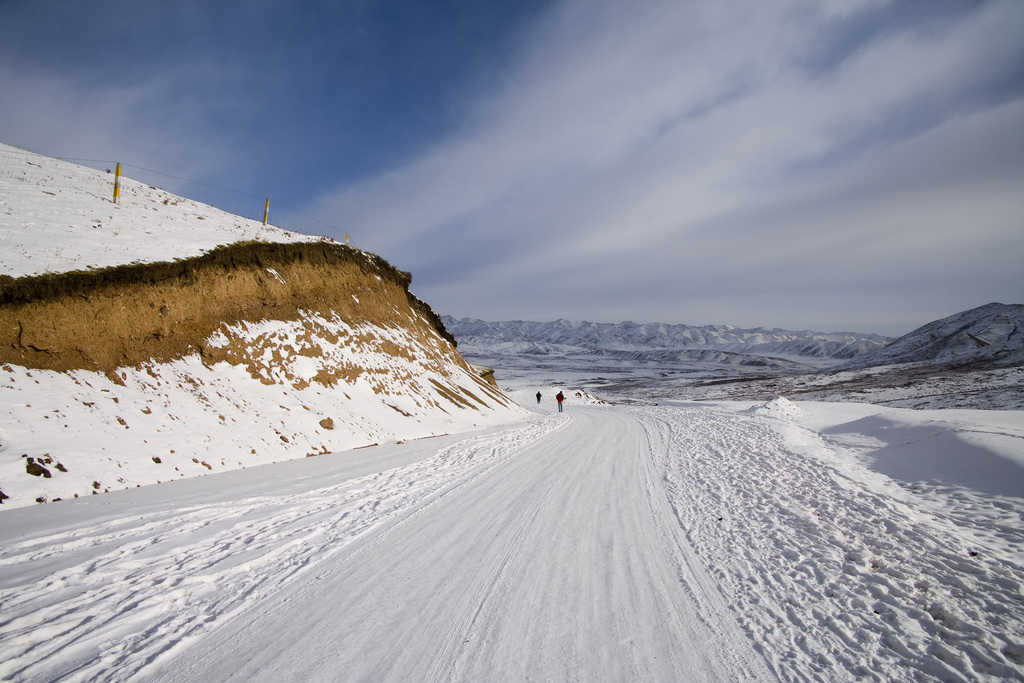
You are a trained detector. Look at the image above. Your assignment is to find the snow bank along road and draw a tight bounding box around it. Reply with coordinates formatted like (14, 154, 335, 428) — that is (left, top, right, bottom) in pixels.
(1, 401, 1022, 682)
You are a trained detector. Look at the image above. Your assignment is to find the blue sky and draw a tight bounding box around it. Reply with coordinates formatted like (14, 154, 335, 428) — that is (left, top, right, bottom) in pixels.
(1, 0, 1021, 336)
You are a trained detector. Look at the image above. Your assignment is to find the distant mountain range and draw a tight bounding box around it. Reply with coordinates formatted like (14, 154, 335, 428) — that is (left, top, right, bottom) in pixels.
(442, 316, 891, 369)
(444, 302, 1024, 372)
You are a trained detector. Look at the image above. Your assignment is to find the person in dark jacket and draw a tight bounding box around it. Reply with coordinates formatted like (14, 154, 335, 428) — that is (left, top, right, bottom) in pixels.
(536, 391, 542, 404)
(556, 391, 564, 412)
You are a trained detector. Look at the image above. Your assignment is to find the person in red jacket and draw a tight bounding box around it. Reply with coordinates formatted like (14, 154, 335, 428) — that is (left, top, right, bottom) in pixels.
(556, 391, 564, 412)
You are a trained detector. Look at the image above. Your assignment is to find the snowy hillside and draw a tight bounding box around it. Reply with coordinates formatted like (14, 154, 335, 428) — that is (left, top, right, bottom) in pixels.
(444, 317, 890, 369)
(0, 143, 319, 277)
(0, 145, 525, 509)
(840, 302, 1024, 370)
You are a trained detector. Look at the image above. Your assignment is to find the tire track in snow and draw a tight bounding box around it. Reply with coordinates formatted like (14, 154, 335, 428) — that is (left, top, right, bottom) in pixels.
(628, 405, 1024, 683)
(10, 401, 1014, 682)
(0, 418, 564, 683)
(155, 408, 770, 683)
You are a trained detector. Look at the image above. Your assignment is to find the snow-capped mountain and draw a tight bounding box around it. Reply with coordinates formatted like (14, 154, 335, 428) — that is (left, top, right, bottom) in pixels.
(839, 302, 1024, 370)
(443, 317, 890, 367)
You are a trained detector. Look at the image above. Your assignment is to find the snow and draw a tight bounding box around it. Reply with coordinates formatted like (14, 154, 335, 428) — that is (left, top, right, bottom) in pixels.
(0, 145, 526, 509)
(447, 311, 1024, 409)
(0, 143, 320, 277)
(472, 345, 1024, 411)
(747, 395, 809, 419)
(840, 303, 1024, 370)
(1, 393, 1022, 682)
(631, 400, 1024, 682)
(0, 321, 524, 507)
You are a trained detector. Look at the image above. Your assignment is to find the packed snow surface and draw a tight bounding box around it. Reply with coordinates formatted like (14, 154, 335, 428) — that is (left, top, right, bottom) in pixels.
(2, 393, 1022, 682)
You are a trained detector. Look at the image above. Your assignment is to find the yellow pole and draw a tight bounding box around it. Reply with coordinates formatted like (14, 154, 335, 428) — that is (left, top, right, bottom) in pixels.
(263, 198, 269, 225)
(113, 162, 121, 204)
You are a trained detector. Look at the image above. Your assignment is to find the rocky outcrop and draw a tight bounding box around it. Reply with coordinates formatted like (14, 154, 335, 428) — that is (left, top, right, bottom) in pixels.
(0, 146, 525, 510)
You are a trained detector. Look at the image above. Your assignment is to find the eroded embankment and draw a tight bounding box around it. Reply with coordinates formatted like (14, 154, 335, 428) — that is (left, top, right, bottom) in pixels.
(0, 240, 459, 376)
(0, 239, 520, 509)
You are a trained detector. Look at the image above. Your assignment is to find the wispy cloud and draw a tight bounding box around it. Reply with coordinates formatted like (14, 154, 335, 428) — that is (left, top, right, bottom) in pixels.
(0, 0, 1019, 334)
(0, 60, 249, 179)
(312, 0, 1024, 334)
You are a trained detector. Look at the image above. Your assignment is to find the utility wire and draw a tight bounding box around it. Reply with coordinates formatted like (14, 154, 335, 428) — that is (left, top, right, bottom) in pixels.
(54, 156, 118, 165)
(271, 200, 339, 232)
(123, 164, 265, 199)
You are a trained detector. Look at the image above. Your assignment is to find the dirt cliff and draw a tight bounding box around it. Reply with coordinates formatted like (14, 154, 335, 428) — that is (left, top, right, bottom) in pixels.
(0, 240, 461, 377)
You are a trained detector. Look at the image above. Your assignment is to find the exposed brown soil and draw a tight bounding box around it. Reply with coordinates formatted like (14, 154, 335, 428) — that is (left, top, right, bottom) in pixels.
(0, 240, 461, 375)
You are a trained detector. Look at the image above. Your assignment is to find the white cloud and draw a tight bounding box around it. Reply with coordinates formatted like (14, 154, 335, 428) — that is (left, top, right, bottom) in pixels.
(0, 58, 254, 182)
(1, 0, 1019, 335)
(309, 0, 1023, 334)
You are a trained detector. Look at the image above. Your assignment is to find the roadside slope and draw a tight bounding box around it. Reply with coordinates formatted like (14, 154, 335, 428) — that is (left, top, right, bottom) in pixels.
(0, 146, 524, 509)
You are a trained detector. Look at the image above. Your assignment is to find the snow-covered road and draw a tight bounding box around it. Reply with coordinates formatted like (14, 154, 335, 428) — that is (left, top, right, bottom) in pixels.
(1, 400, 1022, 682)
(159, 408, 765, 682)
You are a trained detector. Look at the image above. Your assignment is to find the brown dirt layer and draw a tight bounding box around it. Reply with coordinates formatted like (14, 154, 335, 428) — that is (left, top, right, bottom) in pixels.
(0, 240, 460, 373)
